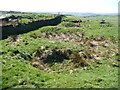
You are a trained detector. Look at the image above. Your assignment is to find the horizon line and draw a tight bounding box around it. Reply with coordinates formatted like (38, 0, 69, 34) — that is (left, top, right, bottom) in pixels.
(0, 10, 118, 14)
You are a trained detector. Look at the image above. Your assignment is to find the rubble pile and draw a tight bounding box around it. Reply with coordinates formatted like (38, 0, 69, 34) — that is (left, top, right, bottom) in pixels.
(41, 32, 84, 42)
(31, 34, 118, 71)
(7, 33, 118, 71)
(39, 32, 118, 63)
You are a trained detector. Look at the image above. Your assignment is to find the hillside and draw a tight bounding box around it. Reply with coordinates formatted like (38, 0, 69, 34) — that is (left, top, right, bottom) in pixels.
(0, 13, 119, 89)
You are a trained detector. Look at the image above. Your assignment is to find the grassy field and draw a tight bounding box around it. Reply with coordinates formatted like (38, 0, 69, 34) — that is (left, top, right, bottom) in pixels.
(0, 13, 119, 89)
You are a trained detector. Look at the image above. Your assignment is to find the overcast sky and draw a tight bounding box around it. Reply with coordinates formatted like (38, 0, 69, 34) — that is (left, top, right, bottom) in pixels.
(0, 0, 119, 13)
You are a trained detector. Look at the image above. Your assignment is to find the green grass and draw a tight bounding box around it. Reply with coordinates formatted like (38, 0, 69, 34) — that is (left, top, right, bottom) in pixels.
(0, 14, 119, 89)
(1, 58, 118, 88)
(2, 58, 51, 88)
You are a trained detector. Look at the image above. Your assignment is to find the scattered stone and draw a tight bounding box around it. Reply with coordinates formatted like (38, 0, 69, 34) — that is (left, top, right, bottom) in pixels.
(30, 58, 51, 72)
(112, 63, 119, 67)
(89, 41, 99, 46)
(2, 60, 6, 65)
(69, 70, 73, 74)
(41, 46, 45, 50)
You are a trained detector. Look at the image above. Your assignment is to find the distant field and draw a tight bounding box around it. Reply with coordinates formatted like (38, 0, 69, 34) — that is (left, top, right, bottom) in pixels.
(0, 13, 119, 89)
